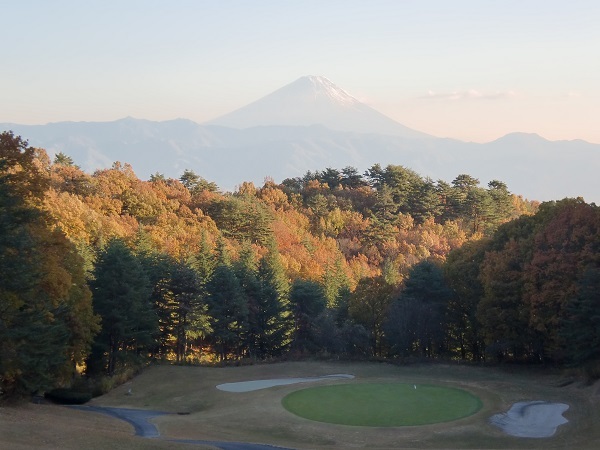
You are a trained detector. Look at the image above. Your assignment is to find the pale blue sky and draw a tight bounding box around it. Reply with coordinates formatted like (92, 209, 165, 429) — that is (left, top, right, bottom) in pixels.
(2, 0, 599, 143)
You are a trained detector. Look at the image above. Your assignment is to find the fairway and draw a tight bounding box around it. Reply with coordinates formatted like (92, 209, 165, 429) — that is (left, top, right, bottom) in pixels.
(282, 383, 482, 426)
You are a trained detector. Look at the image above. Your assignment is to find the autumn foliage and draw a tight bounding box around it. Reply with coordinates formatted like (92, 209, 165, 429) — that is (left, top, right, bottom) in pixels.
(3, 130, 598, 398)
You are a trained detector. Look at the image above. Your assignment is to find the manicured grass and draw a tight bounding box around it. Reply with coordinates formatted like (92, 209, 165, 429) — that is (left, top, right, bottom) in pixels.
(282, 383, 482, 426)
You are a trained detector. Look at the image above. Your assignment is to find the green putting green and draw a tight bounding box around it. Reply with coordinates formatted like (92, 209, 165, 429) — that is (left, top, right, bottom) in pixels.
(282, 383, 482, 426)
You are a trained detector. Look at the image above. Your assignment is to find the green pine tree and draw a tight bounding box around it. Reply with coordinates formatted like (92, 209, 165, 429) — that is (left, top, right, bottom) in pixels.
(206, 239, 248, 360)
(255, 240, 293, 357)
(235, 242, 262, 357)
(289, 279, 327, 353)
(88, 238, 155, 375)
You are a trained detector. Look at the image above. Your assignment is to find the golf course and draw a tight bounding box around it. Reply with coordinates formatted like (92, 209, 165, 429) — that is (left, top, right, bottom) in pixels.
(1, 361, 599, 449)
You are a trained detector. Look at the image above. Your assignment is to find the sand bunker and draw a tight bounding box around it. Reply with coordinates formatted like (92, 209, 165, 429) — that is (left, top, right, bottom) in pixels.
(490, 401, 569, 438)
(216, 374, 354, 392)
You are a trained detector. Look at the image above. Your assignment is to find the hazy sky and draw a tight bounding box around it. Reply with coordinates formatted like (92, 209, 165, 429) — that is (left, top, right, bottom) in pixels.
(2, 0, 599, 143)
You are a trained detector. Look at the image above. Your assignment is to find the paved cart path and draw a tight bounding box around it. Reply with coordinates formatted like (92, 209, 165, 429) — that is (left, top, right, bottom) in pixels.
(70, 405, 293, 449)
(71, 375, 358, 448)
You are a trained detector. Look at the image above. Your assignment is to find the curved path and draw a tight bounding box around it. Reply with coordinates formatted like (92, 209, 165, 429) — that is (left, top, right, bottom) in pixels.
(70, 405, 292, 449)
(71, 405, 167, 438)
(71, 375, 355, 448)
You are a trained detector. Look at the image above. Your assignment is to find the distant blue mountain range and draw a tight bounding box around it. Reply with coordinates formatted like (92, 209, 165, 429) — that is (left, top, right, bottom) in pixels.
(2, 76, 598, 203)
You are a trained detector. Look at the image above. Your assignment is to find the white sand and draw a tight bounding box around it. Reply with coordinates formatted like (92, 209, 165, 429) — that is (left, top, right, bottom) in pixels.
(216, 374, 355, 392)
(490, 401, 569, 438)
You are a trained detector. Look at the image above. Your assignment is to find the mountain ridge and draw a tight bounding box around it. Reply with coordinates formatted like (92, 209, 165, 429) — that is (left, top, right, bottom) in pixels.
(1, 76, 598, 203)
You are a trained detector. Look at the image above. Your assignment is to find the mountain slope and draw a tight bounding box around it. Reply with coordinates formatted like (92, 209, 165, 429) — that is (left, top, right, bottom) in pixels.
(207, 76, 431, 139)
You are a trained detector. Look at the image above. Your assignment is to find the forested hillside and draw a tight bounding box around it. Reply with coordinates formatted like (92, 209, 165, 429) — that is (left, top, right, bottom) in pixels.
(2, 131, 598, 400)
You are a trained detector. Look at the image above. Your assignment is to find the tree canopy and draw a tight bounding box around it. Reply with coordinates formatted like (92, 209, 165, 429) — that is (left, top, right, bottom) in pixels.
(5, 132, 600, 399)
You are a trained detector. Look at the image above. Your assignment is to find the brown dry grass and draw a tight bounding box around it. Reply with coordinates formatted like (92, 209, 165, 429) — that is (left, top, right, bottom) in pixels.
(3, 361, 600, 449)
(0, 401, 197, 449)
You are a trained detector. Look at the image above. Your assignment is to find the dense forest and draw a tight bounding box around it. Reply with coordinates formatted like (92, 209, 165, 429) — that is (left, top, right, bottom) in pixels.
(1, 131, 598, 399)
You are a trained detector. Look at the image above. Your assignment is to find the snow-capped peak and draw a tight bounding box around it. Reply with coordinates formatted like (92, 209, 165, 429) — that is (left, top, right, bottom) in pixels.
(301, 75, 360, 106)
(206, 75, 429, 138)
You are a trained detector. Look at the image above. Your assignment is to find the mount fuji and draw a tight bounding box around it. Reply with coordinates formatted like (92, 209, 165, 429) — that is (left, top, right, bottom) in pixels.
(208, 76, 430, 139)
(1, 76, 599, 203)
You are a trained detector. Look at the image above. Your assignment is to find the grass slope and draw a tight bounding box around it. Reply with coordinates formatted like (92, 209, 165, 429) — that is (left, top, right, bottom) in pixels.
(283, 383, 482, 426)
